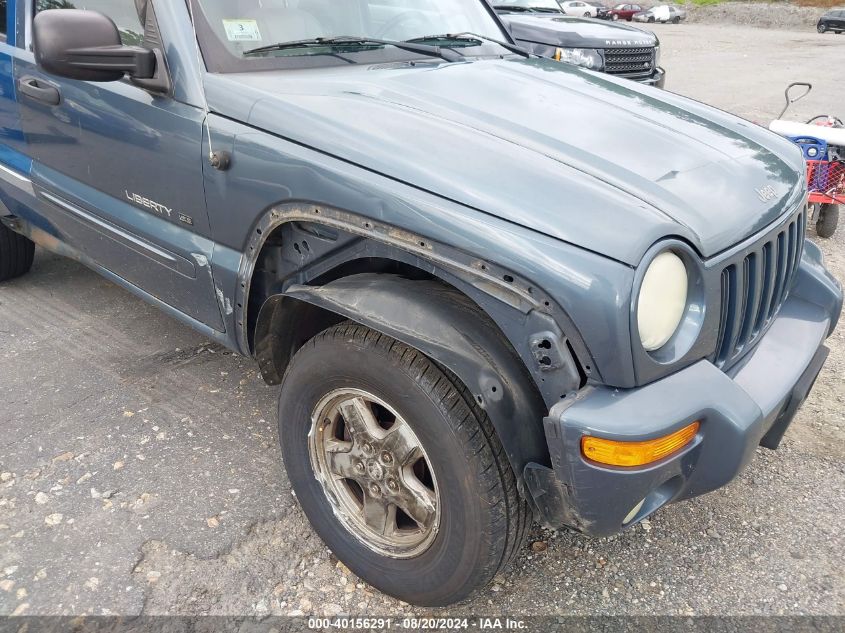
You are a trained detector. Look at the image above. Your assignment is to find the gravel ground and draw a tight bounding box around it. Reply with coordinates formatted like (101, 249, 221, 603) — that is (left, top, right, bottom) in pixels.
(0, 24, 843, 619)
(685, 2, 830, 31)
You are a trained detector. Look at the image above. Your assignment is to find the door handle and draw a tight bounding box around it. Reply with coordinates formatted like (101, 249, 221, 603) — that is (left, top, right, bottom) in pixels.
(18, 76, 61, 106)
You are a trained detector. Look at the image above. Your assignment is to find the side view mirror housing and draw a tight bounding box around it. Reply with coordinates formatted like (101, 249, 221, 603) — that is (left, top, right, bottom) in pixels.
(33, 9, 156, 82)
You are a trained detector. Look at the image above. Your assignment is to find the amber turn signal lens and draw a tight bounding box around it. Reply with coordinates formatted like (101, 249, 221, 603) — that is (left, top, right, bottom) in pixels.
(581, 421, 700, 467)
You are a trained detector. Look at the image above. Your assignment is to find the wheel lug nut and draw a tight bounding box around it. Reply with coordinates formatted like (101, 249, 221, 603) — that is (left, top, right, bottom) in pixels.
(381, 452, 393, 465)
(386, 479, 399, 492)
(369, 483, 381, 497)
(362, 443, 374, 455)
(354, 462, 365, 474)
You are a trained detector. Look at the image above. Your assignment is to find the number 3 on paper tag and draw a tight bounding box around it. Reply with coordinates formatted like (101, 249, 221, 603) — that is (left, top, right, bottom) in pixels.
(223, 19, 262, 42)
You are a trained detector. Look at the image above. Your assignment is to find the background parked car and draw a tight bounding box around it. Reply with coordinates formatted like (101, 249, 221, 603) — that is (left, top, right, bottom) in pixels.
(817, 9, 845, 33)
(609, 3, 644, 21)
(634, 5, 687, 23)
(560, 0, 599, 17)
(494, 1, 665, 87)
(586, 1, 612, 19)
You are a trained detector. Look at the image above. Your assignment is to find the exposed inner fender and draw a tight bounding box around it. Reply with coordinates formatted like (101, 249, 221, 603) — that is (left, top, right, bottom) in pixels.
(281, 273, 550, 491)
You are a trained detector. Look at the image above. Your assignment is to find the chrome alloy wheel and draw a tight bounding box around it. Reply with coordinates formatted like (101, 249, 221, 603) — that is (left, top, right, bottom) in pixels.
(308, 389, 441, 558)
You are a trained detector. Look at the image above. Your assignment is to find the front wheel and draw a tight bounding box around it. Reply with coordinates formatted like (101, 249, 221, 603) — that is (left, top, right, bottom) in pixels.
(818, 23, 827, 33)
(0, 223, 35, 282)
(278, 323, 530, 606)
(612, 13, 619, 20)
(584, 11, 592, 16)
(816, 203, 839, 238)
(672, 16, 680, 24)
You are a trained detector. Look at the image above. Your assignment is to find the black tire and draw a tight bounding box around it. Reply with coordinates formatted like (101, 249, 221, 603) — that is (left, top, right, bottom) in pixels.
(817, 23, 827, 33)
(648, 16, 655, 23)
(0, 223, 35, 282)
(611, 13, 619, 20)
(672, 16, 680, 24)
(584, 11, 591, 17)
(816, 203, 839, 238)
(278, 323, 530, 606)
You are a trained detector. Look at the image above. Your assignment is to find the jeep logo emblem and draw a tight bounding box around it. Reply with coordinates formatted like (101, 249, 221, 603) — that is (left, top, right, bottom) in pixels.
(755, 185, 777, 202)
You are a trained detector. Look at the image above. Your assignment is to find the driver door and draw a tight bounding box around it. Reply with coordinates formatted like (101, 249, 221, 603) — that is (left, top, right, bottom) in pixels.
(13, 0, 224, 331)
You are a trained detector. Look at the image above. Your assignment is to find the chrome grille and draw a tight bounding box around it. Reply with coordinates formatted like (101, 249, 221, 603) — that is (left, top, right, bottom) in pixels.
(603, 47, 656, 79)
(714, 209, 806, 368)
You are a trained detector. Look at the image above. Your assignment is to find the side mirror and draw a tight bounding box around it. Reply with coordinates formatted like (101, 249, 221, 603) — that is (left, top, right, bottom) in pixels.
(33, 9, 156, 82)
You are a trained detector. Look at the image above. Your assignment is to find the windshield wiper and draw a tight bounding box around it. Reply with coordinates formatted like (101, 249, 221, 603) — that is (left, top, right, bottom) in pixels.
(405, 33, 532, 58)
(242, 36, 463, 62)
(496, 5, 562, 12)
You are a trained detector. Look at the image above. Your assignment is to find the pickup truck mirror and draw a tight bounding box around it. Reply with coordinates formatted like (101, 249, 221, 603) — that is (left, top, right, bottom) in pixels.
(33, 9, 156, 82)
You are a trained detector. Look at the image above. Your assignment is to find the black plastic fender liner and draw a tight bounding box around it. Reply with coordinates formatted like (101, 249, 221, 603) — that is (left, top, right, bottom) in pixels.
(280, 273, 550, 490)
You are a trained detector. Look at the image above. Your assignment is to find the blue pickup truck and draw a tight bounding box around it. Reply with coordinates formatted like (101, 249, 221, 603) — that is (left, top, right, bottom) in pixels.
(0, 0, 841, 607)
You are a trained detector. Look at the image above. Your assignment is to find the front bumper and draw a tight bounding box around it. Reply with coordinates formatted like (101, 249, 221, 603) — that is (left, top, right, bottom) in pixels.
(525, 245, 842, 537)
(638, 67, 665, 88)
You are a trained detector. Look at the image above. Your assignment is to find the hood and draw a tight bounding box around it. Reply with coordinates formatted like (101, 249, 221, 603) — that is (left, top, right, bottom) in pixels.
(501, 14, 658, 48)
(207, 57, 805, 265)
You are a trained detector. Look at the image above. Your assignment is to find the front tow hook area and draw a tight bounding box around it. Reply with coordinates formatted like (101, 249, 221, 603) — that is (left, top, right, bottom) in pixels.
(759, 345, 828, 450)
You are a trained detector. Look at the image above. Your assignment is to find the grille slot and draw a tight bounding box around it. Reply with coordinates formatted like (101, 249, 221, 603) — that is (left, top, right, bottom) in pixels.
(714, 210, 805, 368)
(603, 47, 656, 78)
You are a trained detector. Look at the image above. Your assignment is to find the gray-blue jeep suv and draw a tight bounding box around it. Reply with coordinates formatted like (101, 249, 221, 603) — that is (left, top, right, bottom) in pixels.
(0, 0, 841, 607)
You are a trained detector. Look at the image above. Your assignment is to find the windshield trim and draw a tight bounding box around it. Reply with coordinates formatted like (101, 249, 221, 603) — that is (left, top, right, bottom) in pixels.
(187, 0, 516, 74)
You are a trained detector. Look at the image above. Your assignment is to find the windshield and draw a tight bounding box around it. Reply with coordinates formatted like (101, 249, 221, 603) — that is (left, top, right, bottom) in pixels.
(191, 0, 510, 72)
(492, 0, 562, 10)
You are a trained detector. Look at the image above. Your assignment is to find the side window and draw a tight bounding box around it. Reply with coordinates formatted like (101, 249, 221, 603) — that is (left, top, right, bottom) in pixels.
(34, 0, 144, 46)
(0, 0, 7, 38)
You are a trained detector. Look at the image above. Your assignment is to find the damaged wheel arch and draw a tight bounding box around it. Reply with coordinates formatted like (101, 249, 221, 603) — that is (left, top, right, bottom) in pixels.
(238, 203, 597, 402)
(240, 205, 597, 491)
(262, 273, 551, 493)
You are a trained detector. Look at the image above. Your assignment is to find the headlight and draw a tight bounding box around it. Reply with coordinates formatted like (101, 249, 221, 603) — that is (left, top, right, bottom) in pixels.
(637, 251, 689, 351)
(554, 47, 602, 70)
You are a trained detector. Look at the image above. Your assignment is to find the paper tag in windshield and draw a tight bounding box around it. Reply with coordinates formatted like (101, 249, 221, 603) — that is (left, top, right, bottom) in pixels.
(223, 19, 262, 42)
